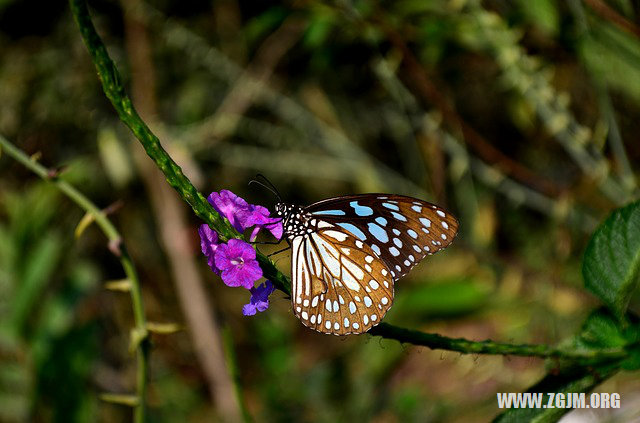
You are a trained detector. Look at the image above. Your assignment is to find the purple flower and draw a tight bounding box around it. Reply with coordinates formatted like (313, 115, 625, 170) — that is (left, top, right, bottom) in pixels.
(198, 224, 221, 274)
(208, 190, 283, 241)
(245, 204, 283, 241)
(243, 280, 275, 316)
(208, 190, 250, 233)
(214, 239, 263, 289)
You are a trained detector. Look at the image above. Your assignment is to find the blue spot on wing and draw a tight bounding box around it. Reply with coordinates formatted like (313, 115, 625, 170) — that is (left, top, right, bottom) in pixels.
(368, 223, 389, 243)
(312, 209, 346, 216)
(336, 223, 367, 241)
(382, 202, 400, 211)
(350, 201, 373, 216)
(391, 211, 407, 222)
(375, 216, 387, 226)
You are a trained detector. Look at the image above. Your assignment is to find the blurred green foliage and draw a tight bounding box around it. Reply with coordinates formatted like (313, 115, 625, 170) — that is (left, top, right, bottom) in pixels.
(0, 181, 100, 422)
(2, 0, 640, 421)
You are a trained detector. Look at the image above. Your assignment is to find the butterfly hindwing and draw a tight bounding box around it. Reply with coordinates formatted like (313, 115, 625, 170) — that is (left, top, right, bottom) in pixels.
(290, 223, 394, 335)
(306, 194, 459, 280)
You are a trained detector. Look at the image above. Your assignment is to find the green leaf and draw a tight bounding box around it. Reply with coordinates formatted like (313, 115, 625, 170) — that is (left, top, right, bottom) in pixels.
(573, 309, 626, 350)
(582, 200, 640, 321)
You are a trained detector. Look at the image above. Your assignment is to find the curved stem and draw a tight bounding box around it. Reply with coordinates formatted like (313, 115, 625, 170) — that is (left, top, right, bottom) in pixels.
(369, 323, 626, 365)
(0, 134, 149, 423)
(69, 0, 236, 242)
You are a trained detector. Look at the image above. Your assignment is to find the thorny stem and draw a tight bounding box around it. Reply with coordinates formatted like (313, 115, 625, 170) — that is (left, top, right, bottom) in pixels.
(69, 0, 235, 242)
(0, 134, 149, 422)
(66, 0, 635, 397)
(368, 323, 627, 365)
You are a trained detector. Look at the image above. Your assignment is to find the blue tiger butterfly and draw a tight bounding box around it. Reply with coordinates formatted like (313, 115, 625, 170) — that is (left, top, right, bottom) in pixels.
(274, 193, 458, 335)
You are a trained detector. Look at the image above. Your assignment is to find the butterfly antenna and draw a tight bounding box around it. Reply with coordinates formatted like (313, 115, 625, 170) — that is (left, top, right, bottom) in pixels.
(249, 173, 282, 202)
(248, 179, 280, 201)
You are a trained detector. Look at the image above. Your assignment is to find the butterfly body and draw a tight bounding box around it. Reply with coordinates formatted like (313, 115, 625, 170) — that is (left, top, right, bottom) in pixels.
(274, 194, 458, 336)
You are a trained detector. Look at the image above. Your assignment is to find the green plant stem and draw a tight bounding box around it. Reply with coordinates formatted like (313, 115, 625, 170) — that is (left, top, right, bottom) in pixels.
(0, 134, 149, 423)
(67, 0, 633, 373)
(369, 323, 626, 364)
(69, 0, 234, 242)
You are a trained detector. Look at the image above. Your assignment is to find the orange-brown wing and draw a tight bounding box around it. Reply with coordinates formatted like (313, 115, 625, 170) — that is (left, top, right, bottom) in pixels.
(291, 224, 394, 335)
(306, 194, 459, 280)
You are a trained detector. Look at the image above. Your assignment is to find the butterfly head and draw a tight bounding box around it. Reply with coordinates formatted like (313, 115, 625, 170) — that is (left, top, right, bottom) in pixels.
(274, 202, 287, 217)
(274, 202, 309, 239)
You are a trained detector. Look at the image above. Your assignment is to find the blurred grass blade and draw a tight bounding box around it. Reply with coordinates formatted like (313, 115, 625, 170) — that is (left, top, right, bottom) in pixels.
(100, 393, 139, 407)
(74, 211, 96, 239)
(104, 279, 132, 292)
(11, 233, 61, 332)
(582, 200, 640, 321)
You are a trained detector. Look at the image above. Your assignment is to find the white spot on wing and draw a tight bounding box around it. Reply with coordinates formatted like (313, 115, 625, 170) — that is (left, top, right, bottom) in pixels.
(342, 256, 365, 280)
(313, 233, 341, 277)
(325, 230, 348, 242)
(342, 271, 361, 292)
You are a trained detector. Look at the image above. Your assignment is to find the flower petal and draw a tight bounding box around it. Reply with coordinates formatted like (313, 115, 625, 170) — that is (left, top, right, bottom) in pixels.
(243, 280, 275, 315)
(198, 224, 221, 274)
(242, 303, 257, 316)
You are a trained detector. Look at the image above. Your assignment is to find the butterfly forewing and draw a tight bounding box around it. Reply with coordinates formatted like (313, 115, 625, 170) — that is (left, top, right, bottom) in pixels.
(306, 194, 459, 280)
(290, 223, 394, 335)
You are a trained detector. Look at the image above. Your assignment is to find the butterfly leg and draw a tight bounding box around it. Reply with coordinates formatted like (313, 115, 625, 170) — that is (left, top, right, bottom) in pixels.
(267, 245, 291, 257)
(252, 240, 282, 245)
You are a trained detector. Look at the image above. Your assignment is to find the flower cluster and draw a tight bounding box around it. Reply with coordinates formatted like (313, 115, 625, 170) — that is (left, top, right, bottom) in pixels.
(199, 190, 282, 316)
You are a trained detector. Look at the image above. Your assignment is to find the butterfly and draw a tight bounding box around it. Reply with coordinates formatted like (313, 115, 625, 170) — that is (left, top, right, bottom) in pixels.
(274, 194, 458, 335)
